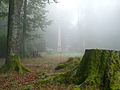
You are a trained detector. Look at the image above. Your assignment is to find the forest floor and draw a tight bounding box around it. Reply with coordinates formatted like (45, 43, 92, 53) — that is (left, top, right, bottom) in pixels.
(0, 55, 76, 90)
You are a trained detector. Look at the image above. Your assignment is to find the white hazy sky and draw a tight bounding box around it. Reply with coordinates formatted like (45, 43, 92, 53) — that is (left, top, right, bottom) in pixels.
(45, 0, 120, 50)
(47, 0, 119, 27)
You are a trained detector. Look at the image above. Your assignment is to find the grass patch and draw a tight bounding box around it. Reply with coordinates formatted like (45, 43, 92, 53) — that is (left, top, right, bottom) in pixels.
(51, 52, 83, 57)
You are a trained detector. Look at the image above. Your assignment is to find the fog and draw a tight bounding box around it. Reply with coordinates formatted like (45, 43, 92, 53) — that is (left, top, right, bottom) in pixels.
(44, 0, 120, 53)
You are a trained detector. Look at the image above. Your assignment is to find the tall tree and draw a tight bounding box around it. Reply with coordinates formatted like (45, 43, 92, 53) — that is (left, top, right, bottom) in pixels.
(0, 1, 8, 58)
(22, 0, 27, 56)
(0, 0, 56, 73)
(0, 0, 31, 73)
(21, 0, 51, 56)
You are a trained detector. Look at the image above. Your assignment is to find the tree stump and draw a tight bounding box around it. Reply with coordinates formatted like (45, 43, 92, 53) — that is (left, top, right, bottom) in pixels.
(26, 49, 120, 89)
(74, 49, 120, 90)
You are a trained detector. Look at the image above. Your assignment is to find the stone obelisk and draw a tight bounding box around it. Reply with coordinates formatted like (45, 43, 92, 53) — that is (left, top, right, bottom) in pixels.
(57, 26, 62, 53)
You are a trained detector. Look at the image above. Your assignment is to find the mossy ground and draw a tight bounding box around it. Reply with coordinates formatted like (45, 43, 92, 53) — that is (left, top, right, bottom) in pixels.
(0, 55, 73, 89)
(0, 55, 32, 74)
(0, 50, 120, 89)
(55, 57, 81, 72)
(35, 49, 120, 90)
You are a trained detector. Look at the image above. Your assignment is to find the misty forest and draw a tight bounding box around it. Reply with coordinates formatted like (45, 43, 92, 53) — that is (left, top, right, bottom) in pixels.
(0, 0, 120, 89)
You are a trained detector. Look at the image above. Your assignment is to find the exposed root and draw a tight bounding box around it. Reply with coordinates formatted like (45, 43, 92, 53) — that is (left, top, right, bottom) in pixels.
(0, 55, 32, 74)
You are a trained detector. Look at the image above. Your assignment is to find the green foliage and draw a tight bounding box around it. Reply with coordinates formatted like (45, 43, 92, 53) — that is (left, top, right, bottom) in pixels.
(0, 34, 7, 58)
(0, 18, 7, 34)
(20, 0, 51, 56)
(22, 37, 47, 56)
(0, 0, 8, 19)
(24, 0, 51, 40)
(0, 12, 8, 18)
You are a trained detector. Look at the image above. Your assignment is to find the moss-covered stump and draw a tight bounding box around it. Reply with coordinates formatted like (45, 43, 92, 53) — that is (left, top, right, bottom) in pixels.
(34, 49, 120, 90)
(0, 55, 32, 74)
(74, 49, 120, 90)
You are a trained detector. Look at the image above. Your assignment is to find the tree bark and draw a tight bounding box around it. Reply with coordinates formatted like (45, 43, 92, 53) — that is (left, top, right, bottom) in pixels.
(74, 49, 120, 90)
(7, 0, 22, 58)
(22, 0, 27, 57)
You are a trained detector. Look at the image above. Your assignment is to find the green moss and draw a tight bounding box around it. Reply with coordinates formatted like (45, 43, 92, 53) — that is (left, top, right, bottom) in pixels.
(55, 64, 67, 70)
(0, 55, 32, 74)
(34, 49, 120, 89)
(38, 71, 49, 79)
(35, 79, 50, 85)
(73, 49, 120, 89)
(55, 56, 81, 71)
(67, 57, 74, 62)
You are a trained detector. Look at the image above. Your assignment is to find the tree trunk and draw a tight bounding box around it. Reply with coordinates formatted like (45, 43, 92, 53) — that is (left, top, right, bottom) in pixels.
(74, 49, 120, 90)
(22, 0, 27, 57)
(0, 0, 31, 73)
